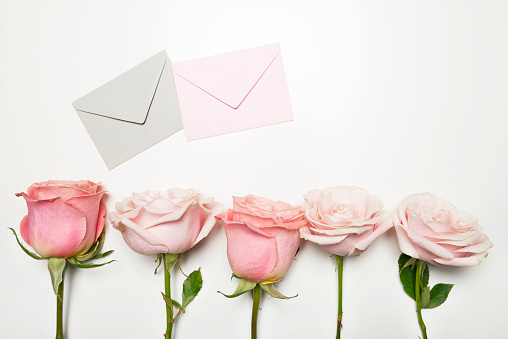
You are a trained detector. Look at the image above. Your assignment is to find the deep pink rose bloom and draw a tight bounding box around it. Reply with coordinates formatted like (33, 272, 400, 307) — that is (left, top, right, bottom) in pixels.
(17, 180, 106, 258)
(394, 193, 493, 266)
(216, 195, 307, 284)
(109, 188, 223, 255)
(300, 186, 391, 256)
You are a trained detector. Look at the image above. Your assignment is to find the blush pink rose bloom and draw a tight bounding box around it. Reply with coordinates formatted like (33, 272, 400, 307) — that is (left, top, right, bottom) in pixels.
(300, 186, 391, 257)
(109, 188, 223, 255)
(216, 195, 307, 284)
(16, 180, 106, 258)
(393, 192, 493, 266)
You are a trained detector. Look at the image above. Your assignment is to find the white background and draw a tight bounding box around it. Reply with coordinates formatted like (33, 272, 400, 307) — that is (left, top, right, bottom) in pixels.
(1, 1, 507, 338)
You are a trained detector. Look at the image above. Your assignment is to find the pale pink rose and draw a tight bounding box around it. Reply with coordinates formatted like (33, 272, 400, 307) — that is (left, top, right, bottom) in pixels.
(216, 195, 307, 283)
(109, 188, 223, 255)
(300, 186, 391, 256)
(16, 180, 106, 258)
(394, 192, 493, 266)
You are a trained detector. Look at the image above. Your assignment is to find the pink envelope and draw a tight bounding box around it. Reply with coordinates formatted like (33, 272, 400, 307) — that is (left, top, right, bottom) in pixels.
(172, 44, 293, 141)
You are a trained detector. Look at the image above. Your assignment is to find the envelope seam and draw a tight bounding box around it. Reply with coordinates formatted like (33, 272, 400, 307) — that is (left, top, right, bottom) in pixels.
(73, 58, 167, 125)
(174, 52, 280, 110)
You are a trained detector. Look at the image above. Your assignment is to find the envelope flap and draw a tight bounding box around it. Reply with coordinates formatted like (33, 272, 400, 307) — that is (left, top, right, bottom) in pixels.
(172, 44, 280, 109)
(72, 51, 167, 124)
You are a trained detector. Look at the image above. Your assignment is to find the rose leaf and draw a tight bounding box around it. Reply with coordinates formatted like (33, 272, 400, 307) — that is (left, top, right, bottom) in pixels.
(420, 286, 431, 308)
(182, 268, 203, 307)
(398, 254, 416, 300)
(423, 283, 454, 309)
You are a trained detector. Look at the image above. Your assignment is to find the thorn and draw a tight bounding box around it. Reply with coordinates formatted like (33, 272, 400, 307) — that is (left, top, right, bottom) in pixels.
(338, 316, 343, 328)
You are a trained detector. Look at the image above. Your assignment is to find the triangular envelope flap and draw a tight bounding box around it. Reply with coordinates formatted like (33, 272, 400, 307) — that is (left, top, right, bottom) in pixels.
(173, 44, 280, 109)
(73, 51, 168, 124)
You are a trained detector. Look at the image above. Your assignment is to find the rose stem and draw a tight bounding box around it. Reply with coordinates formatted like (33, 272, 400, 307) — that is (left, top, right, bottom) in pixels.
(56, 272, 64, 339)
(334, 255, 344, 339)
(415, 260, 428, 339)
(163, 254, 174, 339)
(251, 283, 262, 339)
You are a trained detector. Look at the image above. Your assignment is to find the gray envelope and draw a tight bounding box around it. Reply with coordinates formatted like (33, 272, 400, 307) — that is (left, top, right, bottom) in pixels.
(73, 50, 183, 170)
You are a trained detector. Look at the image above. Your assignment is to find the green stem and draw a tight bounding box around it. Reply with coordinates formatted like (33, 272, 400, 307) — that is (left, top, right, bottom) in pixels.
(335, 255, 344, 339)
(56, 272, 64, 339)
(415, 260, 428, 339)
(163, 254, 174, 339)
(251, 284, 261, 339)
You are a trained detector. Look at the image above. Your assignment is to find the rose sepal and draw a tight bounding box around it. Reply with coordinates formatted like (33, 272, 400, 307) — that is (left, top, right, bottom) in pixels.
(74, 229, 108, 262)
(259, 282, 297, 300)
(218, 278, 257, 298)
(66, 230, 115, 269)
(48, 257, 66, 296)
(66, 257, 115, 269)
(8, 227, 46, 260)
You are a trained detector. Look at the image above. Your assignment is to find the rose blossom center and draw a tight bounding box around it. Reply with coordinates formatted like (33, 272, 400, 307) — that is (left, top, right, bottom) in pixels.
(330, 204, 356, 217)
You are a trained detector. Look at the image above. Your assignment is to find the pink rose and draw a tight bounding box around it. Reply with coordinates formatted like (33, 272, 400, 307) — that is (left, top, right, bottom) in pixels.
(300, 186, 390, 256)
(216, 195, 307, 283)
(394, 192, 493, 266)
(109, 188, 223, 255)
(16, 180, 106, 258)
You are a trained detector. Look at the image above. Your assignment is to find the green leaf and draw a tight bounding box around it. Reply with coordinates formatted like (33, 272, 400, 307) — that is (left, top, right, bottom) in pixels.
(423, 283, 454, 309)
(8, 228, 45, 260)
(182, 269, 203, 307)
(420, 286, 430, 308)
(67, 257, 115, 269)
(398, 254, 416, 300)
(48, 257, 66, 295)
(260, 283, 297, 300)
(218, 278, 257, 298)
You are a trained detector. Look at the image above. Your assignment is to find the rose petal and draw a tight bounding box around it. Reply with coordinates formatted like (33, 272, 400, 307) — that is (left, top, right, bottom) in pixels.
(406, 228, 455, 260)
(67, 192, 105, 255)
(142, 203, 193, 227)
(307, 223, 373, 236)
(299, 226, 348, 245)
(262, 227, 301, 282)
(453, 236, 493, 253)
(192, 200, 224, 246)
(26, 198, 87, 258)
(355, 212, 393, 252)
(20, 215, 31, 246)
(146, 203, 212, 253)
(119, 219, 168, 255)
(27, 181, 97, 200)
(394, 224, 419, 259)
(224, 222, 277, 282)
(320, 235, 358, 256)
(432, 251, 489, 266)
(94, 201, 106, 242)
